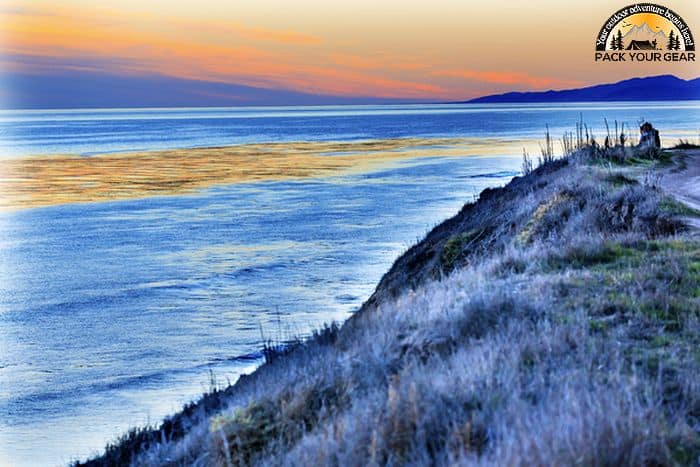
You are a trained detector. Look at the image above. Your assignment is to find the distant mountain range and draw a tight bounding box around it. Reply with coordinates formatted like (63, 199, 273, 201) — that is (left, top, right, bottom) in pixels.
(622, 23, 667, 46)
(465, 75, 700, 103)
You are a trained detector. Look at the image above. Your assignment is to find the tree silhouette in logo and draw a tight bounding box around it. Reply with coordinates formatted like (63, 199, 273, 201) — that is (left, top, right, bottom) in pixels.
(610, 29, 624, 50)
(667, 30, 682, 50)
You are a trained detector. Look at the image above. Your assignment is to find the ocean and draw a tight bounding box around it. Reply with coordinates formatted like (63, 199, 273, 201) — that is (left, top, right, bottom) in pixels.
(0, 102, 698, 465)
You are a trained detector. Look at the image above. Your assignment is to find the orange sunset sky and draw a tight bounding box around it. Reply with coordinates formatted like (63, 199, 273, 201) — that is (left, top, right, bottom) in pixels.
(1, 0, 698, 106)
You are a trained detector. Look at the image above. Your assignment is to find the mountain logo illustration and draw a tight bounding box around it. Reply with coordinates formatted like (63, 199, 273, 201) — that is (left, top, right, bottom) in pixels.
(595, 3, 694, 62)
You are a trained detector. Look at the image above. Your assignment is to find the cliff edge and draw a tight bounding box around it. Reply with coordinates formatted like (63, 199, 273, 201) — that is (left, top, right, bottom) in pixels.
(78, 142, 700, 466)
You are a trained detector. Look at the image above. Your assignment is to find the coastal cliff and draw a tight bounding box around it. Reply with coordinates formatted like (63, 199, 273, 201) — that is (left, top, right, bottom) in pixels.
(79, 141, 700, 466)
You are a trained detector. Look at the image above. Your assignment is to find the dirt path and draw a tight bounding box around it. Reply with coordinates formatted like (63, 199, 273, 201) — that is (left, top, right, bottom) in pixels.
(660, 149, 700, 231)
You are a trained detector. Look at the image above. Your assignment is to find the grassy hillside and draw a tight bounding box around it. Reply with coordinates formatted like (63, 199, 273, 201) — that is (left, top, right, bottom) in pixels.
(78, 139, 700, 466)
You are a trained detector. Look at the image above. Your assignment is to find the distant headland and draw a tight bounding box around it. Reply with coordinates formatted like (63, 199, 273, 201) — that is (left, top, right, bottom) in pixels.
(464, 74, 700, 103)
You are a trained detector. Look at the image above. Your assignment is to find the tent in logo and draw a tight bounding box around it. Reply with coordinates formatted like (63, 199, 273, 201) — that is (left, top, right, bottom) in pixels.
(626, 40, 657, 50)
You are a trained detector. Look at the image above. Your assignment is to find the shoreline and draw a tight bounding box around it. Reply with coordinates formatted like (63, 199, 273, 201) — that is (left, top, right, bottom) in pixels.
(76, 144, 700, 465)
(0, 137, 534, 211)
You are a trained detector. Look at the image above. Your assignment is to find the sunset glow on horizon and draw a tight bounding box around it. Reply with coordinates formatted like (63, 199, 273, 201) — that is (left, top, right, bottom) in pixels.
(1, 0, 698, 107)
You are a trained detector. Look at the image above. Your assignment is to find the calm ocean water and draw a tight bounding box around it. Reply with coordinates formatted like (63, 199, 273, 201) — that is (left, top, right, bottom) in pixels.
(0, 102, 699, 466)
(1, 102, 699, 157)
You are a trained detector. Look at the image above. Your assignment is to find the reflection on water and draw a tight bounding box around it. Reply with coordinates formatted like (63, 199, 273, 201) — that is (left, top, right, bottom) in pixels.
(0, 137, 532, 210)
(0, 151, 520, 465)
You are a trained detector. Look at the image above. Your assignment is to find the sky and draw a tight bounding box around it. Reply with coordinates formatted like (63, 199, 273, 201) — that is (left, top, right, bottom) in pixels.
(1, 0, 698, 107)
